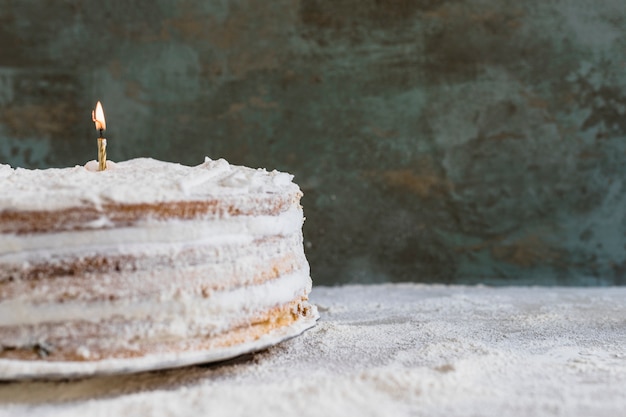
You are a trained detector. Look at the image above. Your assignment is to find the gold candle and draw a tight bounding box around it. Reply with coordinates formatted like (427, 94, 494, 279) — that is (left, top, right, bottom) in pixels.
(97, 137, 107, 171)
(92, 101, 107, 171)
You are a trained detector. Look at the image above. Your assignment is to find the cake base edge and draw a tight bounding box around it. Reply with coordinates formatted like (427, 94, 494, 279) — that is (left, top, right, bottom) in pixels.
(0, 305, 319, 380)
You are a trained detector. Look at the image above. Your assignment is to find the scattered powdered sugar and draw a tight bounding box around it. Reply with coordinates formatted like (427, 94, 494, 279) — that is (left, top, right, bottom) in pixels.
(1, 284, 625, 417)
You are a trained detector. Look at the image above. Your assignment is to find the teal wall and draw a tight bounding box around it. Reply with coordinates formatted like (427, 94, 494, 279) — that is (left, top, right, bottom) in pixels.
(1, 1, 625, 285)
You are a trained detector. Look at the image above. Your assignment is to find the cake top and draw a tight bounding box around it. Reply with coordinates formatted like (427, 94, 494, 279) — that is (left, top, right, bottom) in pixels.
(0, 157, 299, 212)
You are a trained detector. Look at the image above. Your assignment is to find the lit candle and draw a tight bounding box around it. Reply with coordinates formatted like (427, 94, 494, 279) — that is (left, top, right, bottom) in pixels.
(92, 101, 107, 171)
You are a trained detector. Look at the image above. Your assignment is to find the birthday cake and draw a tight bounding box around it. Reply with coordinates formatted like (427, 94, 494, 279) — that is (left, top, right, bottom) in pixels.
(0, 157, 317, 377)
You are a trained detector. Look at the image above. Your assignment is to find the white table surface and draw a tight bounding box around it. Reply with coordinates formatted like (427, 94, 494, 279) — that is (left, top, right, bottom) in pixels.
(1, 284, 625, 417)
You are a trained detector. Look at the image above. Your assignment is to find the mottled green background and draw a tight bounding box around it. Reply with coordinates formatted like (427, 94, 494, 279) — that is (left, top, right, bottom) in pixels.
(1, 1, 625, 285)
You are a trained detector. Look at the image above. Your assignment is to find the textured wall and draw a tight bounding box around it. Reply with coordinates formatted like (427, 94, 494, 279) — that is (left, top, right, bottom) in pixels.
(1, 1, 625, 285)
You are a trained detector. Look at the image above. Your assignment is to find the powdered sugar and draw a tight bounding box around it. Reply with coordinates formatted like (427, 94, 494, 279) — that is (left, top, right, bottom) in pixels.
(1, 284, 624, 416)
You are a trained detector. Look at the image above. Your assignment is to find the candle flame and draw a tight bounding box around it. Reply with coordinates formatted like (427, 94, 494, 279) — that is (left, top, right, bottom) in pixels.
(92, 101, 106, 132)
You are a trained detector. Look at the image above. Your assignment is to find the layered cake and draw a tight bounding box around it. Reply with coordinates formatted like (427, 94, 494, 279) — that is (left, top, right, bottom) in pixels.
(0, 157, 317, 377)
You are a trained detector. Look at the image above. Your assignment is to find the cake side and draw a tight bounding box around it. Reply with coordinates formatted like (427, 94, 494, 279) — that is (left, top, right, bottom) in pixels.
(0, 157, 317, 367)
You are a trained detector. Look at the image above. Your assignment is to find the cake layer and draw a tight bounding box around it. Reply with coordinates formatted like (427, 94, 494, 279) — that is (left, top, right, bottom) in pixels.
(0, 193, 300, 235)
(0, 267, 311, 328)
(0, 297, 315, 362)
(0, 157, 302, 238)
(0, 251, 308, 303)
(1, 205, 303, 254)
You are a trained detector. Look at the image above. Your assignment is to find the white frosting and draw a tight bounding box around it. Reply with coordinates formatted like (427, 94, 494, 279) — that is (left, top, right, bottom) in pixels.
(0, 157, 299, 212)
